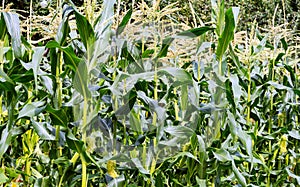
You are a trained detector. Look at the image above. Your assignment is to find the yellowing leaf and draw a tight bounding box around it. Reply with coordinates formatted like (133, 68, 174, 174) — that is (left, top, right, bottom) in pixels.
(107, 160, 118, 178)
(280, 135, 288, 154)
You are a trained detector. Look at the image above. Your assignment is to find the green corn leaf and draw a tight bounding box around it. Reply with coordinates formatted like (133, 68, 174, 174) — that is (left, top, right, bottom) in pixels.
(213, 148, 233, 162)
(180, 84, 188, 111)
(129, 110, 142, 133)
(165, 126, 194, 137)
(0, 126, 11, 159)
(56, 4, 72, 45)
(2, 12, 22, 58)
(252, 32, 268, 55)
(225, 79, 236, 109)
(74, 10, 95, 51)
(156, 37, 174, 58)
(173, 152, 200, 163)
(216, 7, 239, 61)
(232, 161, 247, 187)
(284, 64, 296, 84)
(32, 47, 45, 91)
(94, 0, 116, 31)
(0, 68, 15, 91)
(115, 90, 137, 116)
(211, 0, 225, 36)
(267, 81, 292, 90)
(155, 172, 164, 187)
(158, 67, 193, 85)
(66, 130, 90, 163)
(0, 13, 7, 40)
(31, 120, 55, 140)
(45, 105, 68, 127)
(137, 91, 165, 121)
(74, 61, 91, 98)
(227, 111, 253, 162)
(280, 38, 288, 51)
(49, 48, 58, 76)
(131, 158, 149, 175)
(197, 135, 206, 153)
(34, 177, 51, 187)
(228, 44, 248, 77)
(46, 41, 81, 72)
(62, 46, 82, 72)
(41, 75, 54, 95)
(229, 74, 243, 101)
(156, 27, 213, 58)
(10, 73, 34, 84)
(116, 9, 132, 36)
(45, 40, 60, 48)
(0, 168, 9, 184)
(18, 101, 46, 119)
(175, 27, 214, 39)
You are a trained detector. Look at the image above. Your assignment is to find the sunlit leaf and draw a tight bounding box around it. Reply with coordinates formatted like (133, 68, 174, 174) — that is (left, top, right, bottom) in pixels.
(18, 101, 46, 119)
(32, 47, 45, 91)
(0, 168, 9, 184)
(137, 91, 165, 121)
(74, 10, 95, 51)
(216, 7, 239, 61)
(31, 120, 55, 140)
(213, 148, 233, 162)
(131, 158, 149, 175)
(288, 130, 300, 140)
(230, 74, 243, 101)
(74, 61, 91, 98)
(0, 126, 11, 159)
(2, 12, 22, 58)
(56, 4, 72, 45)
(232, 161, 247, 187)
(286, 168, 300, 185)
(165, 126, 194, 137)
(267, 81, 291, 90)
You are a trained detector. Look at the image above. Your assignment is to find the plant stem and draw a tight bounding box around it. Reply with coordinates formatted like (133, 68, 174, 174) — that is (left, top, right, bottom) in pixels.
(0, 41, 3, 69)
(0, 96, 2, 124)
(267, 39, 277, 187)
(81, 154, 88, 187)
(246, 64, 251, 126)
(173, 88, 179, 121)
(55, 52, 63, 157)
(7, 93, 14, 130)
(81, 98, 88, 187)
(112, 56, 117, 155)
(0, 41, 3, 124)
(153, 64, 158, 126)
(25, 158, 31, 184)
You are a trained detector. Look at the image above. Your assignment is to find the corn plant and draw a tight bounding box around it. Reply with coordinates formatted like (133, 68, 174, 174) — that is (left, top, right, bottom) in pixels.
(0, 0, 300, 186)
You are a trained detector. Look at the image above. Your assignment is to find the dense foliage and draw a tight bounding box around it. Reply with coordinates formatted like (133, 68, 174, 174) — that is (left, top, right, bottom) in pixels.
(0, 0, 299, 186)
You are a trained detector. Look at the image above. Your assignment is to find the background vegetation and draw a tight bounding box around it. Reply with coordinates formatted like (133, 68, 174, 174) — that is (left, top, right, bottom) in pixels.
(0, 0, 299, 186)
